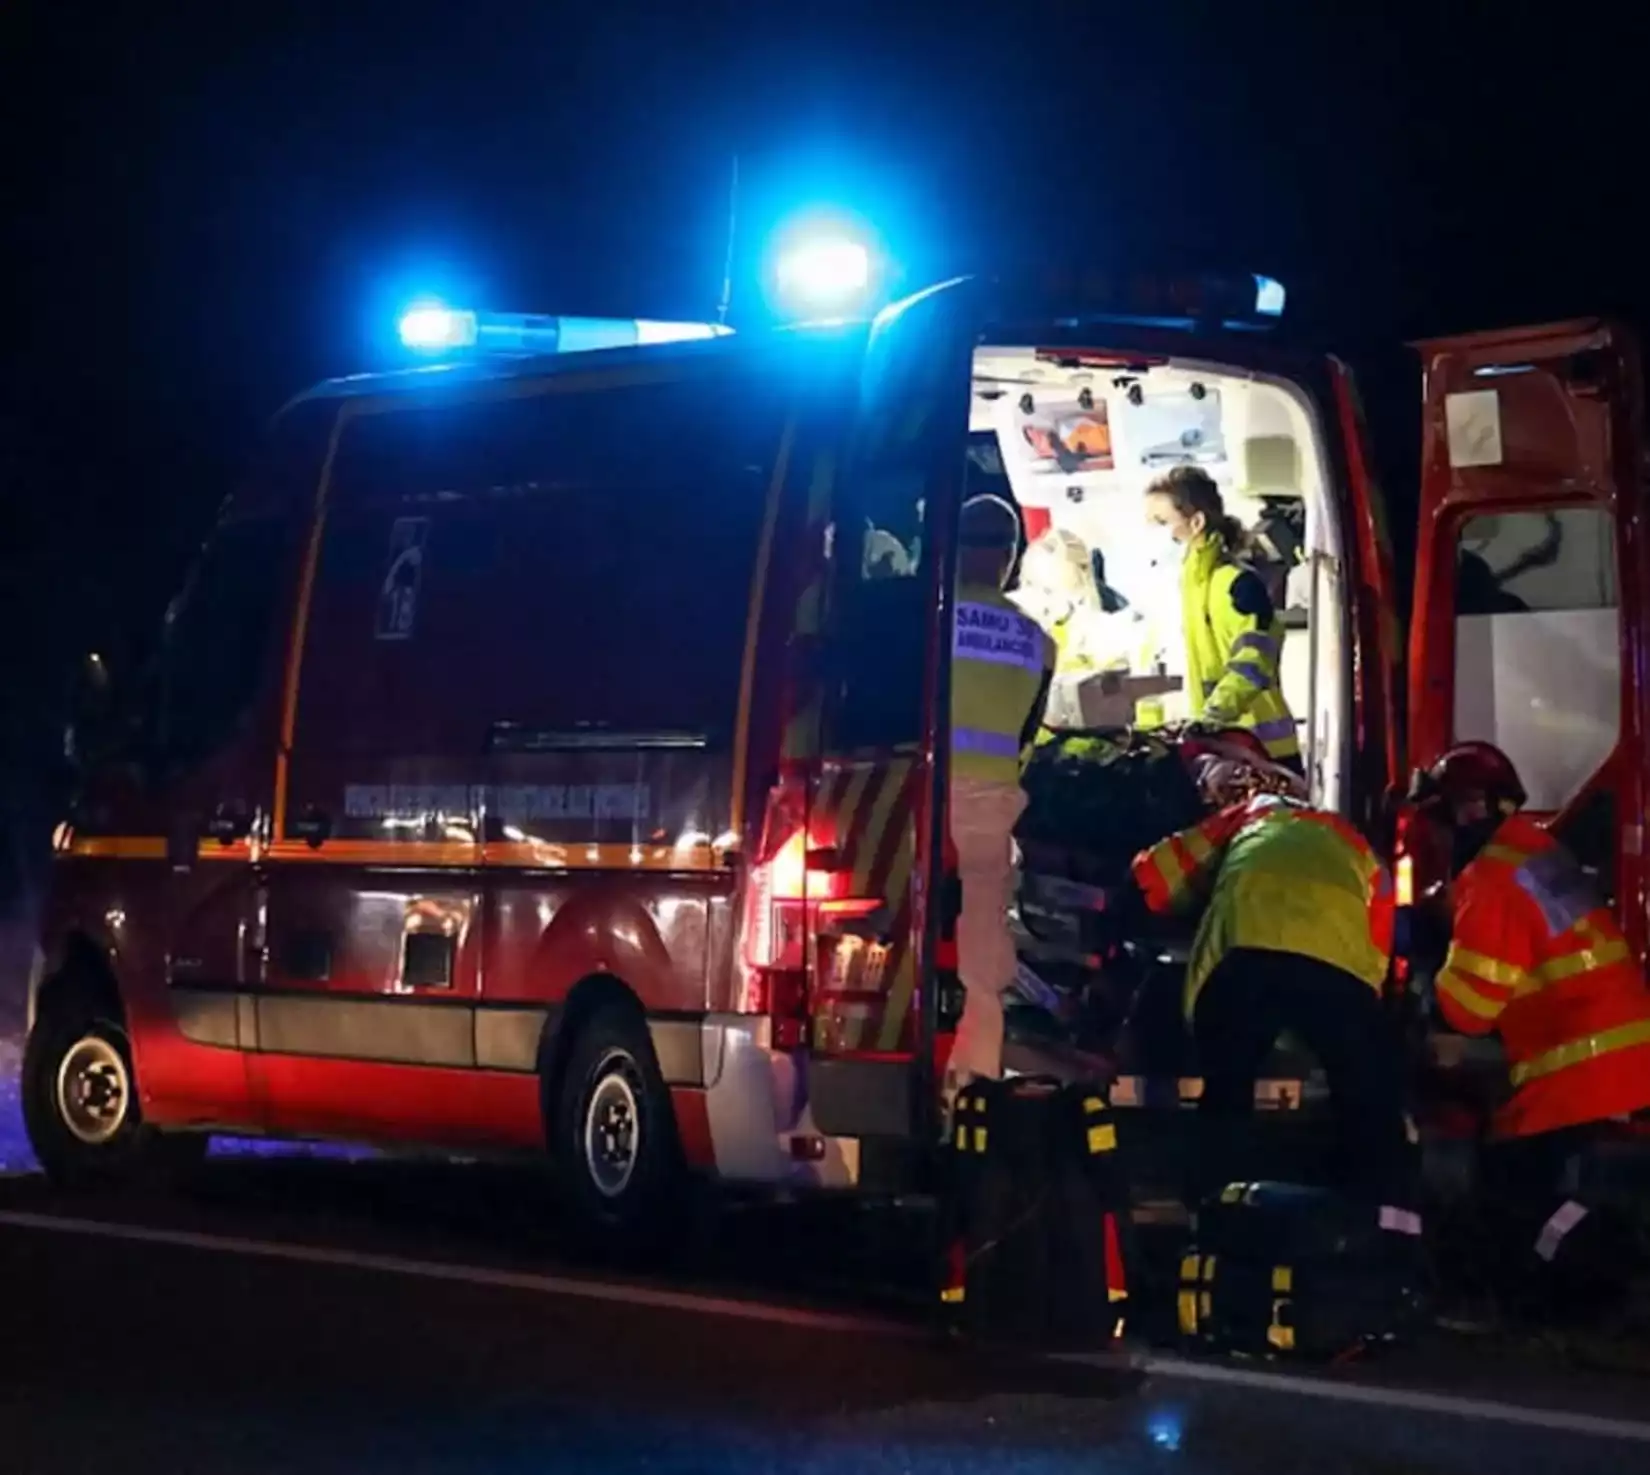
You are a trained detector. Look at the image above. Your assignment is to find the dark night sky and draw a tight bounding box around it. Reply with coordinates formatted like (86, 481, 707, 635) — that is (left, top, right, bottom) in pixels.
(1, 0, 1645, 880)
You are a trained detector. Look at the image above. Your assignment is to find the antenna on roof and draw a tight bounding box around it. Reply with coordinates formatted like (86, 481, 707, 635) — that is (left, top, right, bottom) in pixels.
(716, 153, 739, 327)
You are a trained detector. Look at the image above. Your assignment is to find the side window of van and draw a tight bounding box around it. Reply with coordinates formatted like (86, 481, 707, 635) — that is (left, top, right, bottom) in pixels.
(312, 370, 787, 749)
(154, 403, 327, 769)
(160, 512, 297, 766)
(1452, 507, 1619, 812)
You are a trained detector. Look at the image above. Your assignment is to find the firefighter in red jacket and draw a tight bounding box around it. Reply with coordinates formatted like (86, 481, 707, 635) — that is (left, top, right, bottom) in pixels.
(1129, 747, 1415, 1217)
(1411, 742, 1650, 1318)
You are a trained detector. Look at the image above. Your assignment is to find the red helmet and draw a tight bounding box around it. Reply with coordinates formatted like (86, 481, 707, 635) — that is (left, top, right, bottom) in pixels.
(1180, 726, 1271, 766)
(1412, 741, 1527, 813)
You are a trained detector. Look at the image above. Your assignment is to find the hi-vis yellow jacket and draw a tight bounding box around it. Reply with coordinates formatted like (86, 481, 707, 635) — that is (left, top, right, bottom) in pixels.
(952, 583, 1055, 786)
(1132, 795, 1394, 1018)
(1182, 533, 1300, 763)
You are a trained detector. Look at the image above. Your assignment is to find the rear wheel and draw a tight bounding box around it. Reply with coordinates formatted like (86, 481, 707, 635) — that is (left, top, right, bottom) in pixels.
(23, 996, 206, 1189)
(551, 1004, 682, 1248)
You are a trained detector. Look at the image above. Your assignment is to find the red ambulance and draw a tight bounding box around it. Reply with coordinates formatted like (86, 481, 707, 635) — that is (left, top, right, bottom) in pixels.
(21, 275, 1641, 1236)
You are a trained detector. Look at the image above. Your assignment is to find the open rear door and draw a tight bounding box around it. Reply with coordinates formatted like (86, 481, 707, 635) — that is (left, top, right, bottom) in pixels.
(1409, 320, 1648, 959)
(1327, 361, 1405, 834)
(797, 279, 981, 1144)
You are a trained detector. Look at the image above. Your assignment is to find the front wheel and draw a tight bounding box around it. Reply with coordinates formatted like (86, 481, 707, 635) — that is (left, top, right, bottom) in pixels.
(22, 1002, 206, 1189)
(551, 1005, 682, 1248)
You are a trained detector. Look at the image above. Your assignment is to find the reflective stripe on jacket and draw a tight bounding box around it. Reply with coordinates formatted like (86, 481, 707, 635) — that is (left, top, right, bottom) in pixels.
(951, 582, 1055, 785)
(1132, 795, 1393, 1019)
(1181, 532, 1299, 762)
(1437, 814, 1650, 1139)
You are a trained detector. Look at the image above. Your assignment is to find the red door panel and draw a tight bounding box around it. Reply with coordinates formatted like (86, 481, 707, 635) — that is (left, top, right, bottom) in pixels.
(1408, 319, 1647, 959)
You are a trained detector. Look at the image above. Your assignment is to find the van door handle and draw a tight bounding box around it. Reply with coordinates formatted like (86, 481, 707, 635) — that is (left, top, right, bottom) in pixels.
(290, 807, 332, 848)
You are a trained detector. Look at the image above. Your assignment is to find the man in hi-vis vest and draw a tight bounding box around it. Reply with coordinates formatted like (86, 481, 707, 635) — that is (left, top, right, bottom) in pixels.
(946, 497, 1055, 1091)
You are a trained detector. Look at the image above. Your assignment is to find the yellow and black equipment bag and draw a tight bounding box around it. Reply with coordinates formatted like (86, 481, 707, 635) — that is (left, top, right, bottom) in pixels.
(1178, 1182, 1425, 1360)
(939, 1077, 1129, 1351)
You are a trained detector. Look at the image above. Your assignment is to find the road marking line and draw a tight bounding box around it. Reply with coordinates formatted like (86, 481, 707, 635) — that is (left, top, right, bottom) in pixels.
(6, 1209, 1648, 1443)
(0, 1210, 920, 1340)
(1103, 1352, 1650, 1445)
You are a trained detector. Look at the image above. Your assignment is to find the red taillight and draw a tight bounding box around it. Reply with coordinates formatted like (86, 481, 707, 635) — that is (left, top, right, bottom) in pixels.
(740, 784, 865, 1042)
(743, 791, 852, 970)
(744, 830, 816, 972)
(768, 830, 808, 900)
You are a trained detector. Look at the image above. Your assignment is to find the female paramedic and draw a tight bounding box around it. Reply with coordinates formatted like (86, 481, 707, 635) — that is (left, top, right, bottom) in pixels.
(1143, 465, 1301, 771)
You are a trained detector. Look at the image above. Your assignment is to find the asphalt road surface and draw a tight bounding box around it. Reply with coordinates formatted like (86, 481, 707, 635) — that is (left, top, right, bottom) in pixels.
(4, 1149, 1650, 1475)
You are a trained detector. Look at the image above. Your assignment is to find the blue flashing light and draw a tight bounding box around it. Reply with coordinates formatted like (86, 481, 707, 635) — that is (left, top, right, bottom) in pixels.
(1146, 1410, 1184, 1452)
(776, 236, 872, 312)
(398, 302, 478, 352)
(397, 306, 731, 358)
(1252, 274, 1287, 318)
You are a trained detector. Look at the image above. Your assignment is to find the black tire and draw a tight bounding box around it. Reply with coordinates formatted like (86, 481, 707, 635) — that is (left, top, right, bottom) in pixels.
(550, 1004, 682, 1248)
(22, 996, 207, 1190)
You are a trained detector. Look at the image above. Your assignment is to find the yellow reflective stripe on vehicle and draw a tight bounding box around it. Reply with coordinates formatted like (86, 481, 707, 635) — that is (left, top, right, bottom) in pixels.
(1444, 944, 1530, 991)
(1436, 966, 1507, 1021)
(1180, 1254, 1201, 1284)
(1509, 1017, 1650, 1086)
(940, 1286, 966, 1304)
(1272, 1265, 1293, 1293)
(1087, 1122, 1117, 1155)
(1480, 843, 1533, 866)
(1536, 938, 1632, 984)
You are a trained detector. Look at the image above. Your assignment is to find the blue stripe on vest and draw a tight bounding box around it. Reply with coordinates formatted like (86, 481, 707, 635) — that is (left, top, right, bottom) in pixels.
(1231, 630, 1280, 662)
(954, 727, 1023, 759)
(1251, 716, 1298, 743)
(1227, 660, 1271, 688)
(1514, 849, 1599, 938)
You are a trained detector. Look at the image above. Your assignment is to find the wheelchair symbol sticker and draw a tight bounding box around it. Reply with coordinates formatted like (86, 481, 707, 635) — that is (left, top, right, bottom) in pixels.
(375, 517, 430, 641)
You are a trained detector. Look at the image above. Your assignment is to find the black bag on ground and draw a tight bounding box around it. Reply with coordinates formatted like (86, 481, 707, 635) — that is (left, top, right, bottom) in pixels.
(1178, 1181, 1424, 1359)
(941, 1077, 1129, 1351)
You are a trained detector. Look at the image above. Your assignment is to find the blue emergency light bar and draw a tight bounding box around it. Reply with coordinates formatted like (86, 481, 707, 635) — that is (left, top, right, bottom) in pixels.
(998, 267, 1288, 332)
(1253, 274, 1286, 318)
(398, 305, 733, 356)
(775, 237, 872, 313)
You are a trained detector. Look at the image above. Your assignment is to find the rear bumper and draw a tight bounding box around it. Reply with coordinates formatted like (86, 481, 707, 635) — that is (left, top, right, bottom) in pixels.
(698, 1015, 871, 1191)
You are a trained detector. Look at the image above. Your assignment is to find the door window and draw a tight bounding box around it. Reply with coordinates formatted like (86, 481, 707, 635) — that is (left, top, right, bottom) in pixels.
(820, 315, 973, 754)
(159, 512, 296, 768)
(1452, 507, 1619, 810)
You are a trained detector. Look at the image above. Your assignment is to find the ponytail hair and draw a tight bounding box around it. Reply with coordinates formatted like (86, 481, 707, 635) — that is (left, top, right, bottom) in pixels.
(1145, 465, 1245, 552)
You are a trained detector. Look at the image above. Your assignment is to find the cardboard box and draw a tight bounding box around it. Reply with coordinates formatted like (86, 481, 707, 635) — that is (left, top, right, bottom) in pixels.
(1074, 671, 1183, 728)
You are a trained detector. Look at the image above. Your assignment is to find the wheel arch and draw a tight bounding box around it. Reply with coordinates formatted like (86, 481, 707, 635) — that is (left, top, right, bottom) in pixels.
(30, 930, 125, 1035)
(535, 972, 649, 1119)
